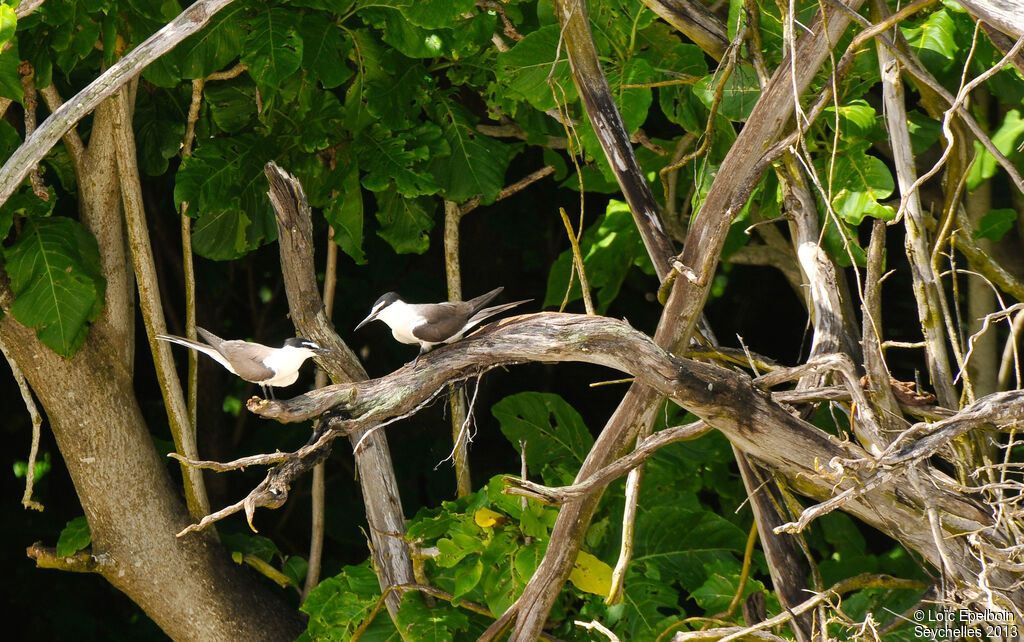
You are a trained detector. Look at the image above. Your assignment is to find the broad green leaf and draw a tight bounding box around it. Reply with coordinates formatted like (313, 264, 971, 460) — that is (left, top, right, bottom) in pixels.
(360, 7, 446, 59)
(453, 558, 484, 599)
(545, 200, 655, 313)
(325, 161, 367, 264)
(144, 5, 246, 85)
(493, 391, 593, 485)
(400, 0, 475, 29)
(242, 9, 302, 96)
(300, 16, 353, 89)
(0, 39, 24, 102)
(221, 533, 280, 562)
(634, 506, 747, 592)
(0, 5, 16, 48)
(373, 189, 435, 254)
(56, 516, 91, 557)
(204, 81, 257, 134)
(133, 87, 187, 176)
(692, 566, 765, 613)
(357, 123, 442, 197)
(365, 62, 429, 129)
(606, 568, 687, 639)
(902, 9, 957, 64)
(345, 29, 389, 133)
(824, 146, 896, 224)
(967, 109, 1024, 189)
(429, 99, 512, 204)
(395, 593, 469, 640)
(907, 110, 941, 154)
(824, 99, 877, 140)
(298, 89, 346, 153)
(496, 25, 577, 112)
(301, 562, 400, 641)
(5, 217, 106, 357)
(282, 556, 308, 589)
(694, 64, 760, 122)
(192, 207, 250, 260)
(974, 208, 1017, 242)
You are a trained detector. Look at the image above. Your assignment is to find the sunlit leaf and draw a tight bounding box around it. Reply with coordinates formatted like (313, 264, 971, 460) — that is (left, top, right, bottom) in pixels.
(56, 516, 91, 557)
(5, 217, 106, 357)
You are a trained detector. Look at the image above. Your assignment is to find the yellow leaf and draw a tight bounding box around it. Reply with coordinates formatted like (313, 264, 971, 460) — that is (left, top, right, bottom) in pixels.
(474, 507, 506, 528)
(568, 550, 613, 596)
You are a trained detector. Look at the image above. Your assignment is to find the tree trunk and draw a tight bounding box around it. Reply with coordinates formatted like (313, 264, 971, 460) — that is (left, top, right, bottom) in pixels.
(3, 311, 304, 640)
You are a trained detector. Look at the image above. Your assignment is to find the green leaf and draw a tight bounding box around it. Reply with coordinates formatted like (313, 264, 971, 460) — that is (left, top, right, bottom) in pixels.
(282, 556, 309, 588)
(204, 81, 257, 133)
(634, 506, 747, 591)
(493, 392, 593, 485)
(545, 200, 655, 313)
(13, 452, 51, 482)
(373, 189, 435, 255)
(974, 208, 1017, 242)
(452, 558, 483, 599)
(302, 561, 399, 641)
(359, 6, 447, 59)
(0, 39, 24, 102)
(824, 99, 877, 140)
(429, 98, 512, 204)
(967, 109, 1024, 189)
(192, 207, 251, 261)
(145, 6, 246, 85)
(221, 533, 280, 563)
(242, 9, 302, 96)
(133, 87, 187, 176)
(692, 568, 764, 613)
(398, 0, 475, 29)
(825, 146, 896, 224)
(300, 15, 353, 89)
(175, 136, 276, 260)
(325, 161, 367, 264)
(496, 25, 577, 112)
(902, 9, 957, 64)
(395, 593, 469, 640)
(694, 64, 760, 122)
(357, 123, 442, 197)
(56, 516, 91, 557)
(907, 110, 941, 154)
(5, 217, 106, 357)
(0, 5, 16, 48)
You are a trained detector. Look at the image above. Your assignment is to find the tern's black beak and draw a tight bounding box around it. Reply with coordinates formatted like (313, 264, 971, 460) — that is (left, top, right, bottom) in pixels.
(354, 312, 378, 332)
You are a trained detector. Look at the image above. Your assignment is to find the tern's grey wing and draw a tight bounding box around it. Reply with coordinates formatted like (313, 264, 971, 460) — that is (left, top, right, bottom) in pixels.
(196, 327, 228, 347)
(407, 302, 472, 344)
(465, 299, 530, 329)
(218, 341, 276, 383)
(464, 287, 504, 315)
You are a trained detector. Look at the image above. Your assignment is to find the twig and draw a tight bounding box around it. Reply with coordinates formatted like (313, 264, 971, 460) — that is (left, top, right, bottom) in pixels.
(18, 64, 49, 201)
(112, 87, 209, 518)
(559, 207, 595, 315)
(304, 224, 339, 600)
(0, 338, 45, 510)
(444, 200, 472, 497)
(459, 164, 556, 215)
(504, 419, 709, 504)
(26, 542, 110, 573)
(672, 574, 927, 641)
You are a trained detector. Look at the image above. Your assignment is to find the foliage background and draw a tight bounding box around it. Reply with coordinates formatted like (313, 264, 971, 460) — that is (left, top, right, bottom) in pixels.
(1, 0, 1020, 639)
